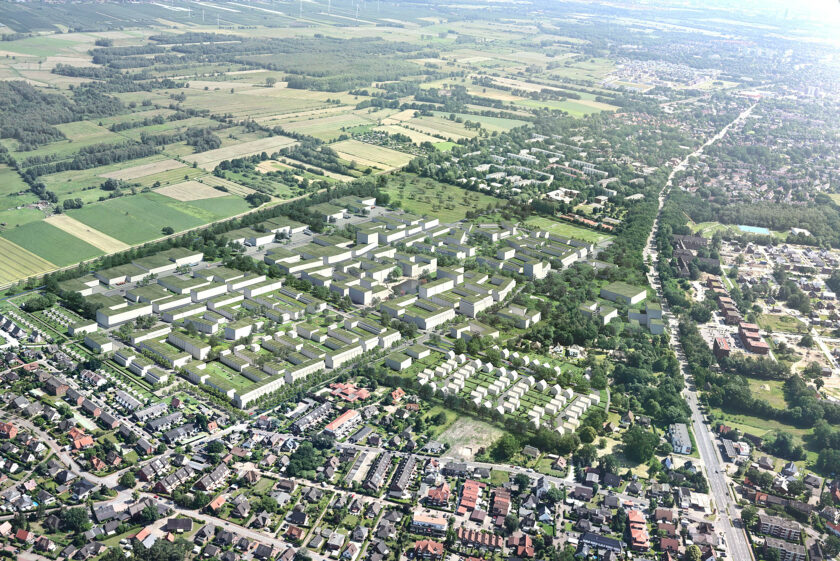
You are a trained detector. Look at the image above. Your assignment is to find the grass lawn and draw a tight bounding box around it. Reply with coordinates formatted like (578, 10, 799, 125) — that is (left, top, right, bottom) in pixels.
(383, 174, 502, 223)
(202, 360, 256, 392)
(535, 456, 565, 477)
(747, 379, 787, 409)
(757, 314, 808, 334)
(490, 469, 510, 485)
(524, 215, 613, 243)
(253, 477, 275, 495)
(67, 192, 208, 244)
(1, 220, 103, 266)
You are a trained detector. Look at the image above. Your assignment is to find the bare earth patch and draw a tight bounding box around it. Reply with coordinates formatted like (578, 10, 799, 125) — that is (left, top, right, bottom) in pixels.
(155, 180, 228, 202)
(45, 214, 129, 253)
(438, 417, 504, 461)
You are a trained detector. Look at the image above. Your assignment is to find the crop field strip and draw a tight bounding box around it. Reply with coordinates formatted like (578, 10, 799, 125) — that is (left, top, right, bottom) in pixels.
(0, 237, 56, 284)
(154, 180, 229, 201)
(330, 139, 414, 171)
(182, 135, 299, 170)
(198, 175, 256, 197)
(99, 159, 186, 181)
(1, 221, 103, 268)
(44, 214, 130, 253)
(67, 192, 211, 245)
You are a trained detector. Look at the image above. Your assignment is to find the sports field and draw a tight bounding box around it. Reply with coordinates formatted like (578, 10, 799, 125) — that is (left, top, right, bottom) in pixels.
(0, 237, 56, 285)
(525, 215, 614, 243)
(155, 180, 229, 201)
(44, 214, 129, 253)
(1, 220, 103, 267)
(330, 139, 413, 171)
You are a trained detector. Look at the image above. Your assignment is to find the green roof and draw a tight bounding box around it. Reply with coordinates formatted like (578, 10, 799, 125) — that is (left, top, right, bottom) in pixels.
(98, 263, 146, 279)
(127, 284, 171, 301)
(158, 247, 202, 261)
(602, 281, 646, 298)
(133, 254, 173, 269)
(159, 276, 209, 290)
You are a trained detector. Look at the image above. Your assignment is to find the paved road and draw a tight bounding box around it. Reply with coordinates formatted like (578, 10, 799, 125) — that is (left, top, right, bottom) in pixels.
(642, 103, 756, 561)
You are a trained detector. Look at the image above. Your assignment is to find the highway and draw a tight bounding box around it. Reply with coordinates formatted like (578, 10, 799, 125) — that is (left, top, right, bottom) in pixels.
(642, 104, 756, 561)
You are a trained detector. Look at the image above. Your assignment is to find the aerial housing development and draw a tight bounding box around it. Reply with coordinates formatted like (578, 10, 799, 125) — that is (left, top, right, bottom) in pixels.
(0, 1, 838, 561)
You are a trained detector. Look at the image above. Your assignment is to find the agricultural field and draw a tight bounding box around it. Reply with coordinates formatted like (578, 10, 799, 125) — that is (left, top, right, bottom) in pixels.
(0, 237, 56, 284)
(154, 180, 229, 202)
(373, 124, 442, 145)
(330, 139, 413, 171)
(100, 159, 186, 181)
(0, 1, 648, 288)
(44, 214, 130, 253)
(0, 165, 41, 228)
(6, 121, 125, 163)
(182, 135, 298, 170)
(402, 115, 478, 141)
(281, 112, 380, 142)
(66, 193, 213, 245)
(382, 175, 502, 223)
(1, 220, 102, 268)
(156, 88, 338, 121)
(524, 215, 614, 243)
(515, 97, 617, 117)
(431, 111, 529, 133)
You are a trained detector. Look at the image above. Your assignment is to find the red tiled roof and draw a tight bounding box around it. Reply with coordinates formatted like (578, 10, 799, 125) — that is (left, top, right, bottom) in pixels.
(456, 528, 502, 549)
(427, 482, 450, 504)
(414, 540, 443, 557)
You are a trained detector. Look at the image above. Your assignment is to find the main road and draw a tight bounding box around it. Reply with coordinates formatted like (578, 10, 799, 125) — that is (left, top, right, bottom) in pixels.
(642, 103, 756, 561)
